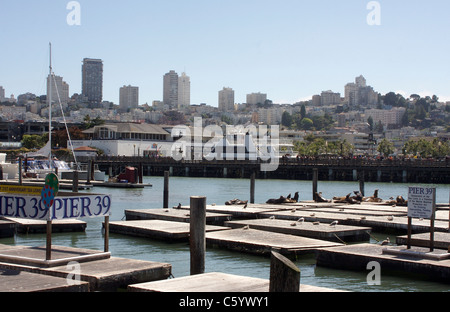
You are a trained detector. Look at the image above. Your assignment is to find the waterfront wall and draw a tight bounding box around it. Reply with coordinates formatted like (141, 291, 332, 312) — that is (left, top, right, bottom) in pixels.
(85, 156, 450, 184)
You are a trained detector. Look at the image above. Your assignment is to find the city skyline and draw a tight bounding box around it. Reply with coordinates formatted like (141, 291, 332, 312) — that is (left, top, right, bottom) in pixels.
(1, 1, 450, 106)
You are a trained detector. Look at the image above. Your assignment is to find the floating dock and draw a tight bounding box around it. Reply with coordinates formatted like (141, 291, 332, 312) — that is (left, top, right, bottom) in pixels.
(125, 208, 232, 225)
(0, 244, 172, 291)
(128, 272, 346, 292)
(315, 243, 450, 283)
(108, 220, 230, 242)
(206, 228, 343, 257)
(0, 220, 16, 238)
(224, 219, 371, 242)
(396, 232, 450, 250)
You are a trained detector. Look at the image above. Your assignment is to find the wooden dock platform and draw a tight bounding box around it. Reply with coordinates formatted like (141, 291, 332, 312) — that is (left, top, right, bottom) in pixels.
(0, 244, 172, 291)
(224, 219, 371, 242)
(315, 243, 450, 283)
(0, 268, 90, 292)
(2, 217, 87, 234)
(128, 272, 346, 292)
(206, 228, 343, 257)
(125, 208, 232, 225)
(396, 232, 450, 250)
(109, 220, 230, 242)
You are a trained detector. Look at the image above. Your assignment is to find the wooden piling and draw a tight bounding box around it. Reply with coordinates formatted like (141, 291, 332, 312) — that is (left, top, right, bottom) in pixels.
(312, 168, 318, 201)
(190, 196, 206, 276)
(269, 251, 300, 292)
(18, 156, 22, 185)
(359, 170, 365, 196)
(163, 171, 169, 209)
(86, 160, 91, 185)
(46, 221, 52, 261)
(72, 170, 79, 193)
(104, 216, 109, 252)
(250, 172, 255, 204)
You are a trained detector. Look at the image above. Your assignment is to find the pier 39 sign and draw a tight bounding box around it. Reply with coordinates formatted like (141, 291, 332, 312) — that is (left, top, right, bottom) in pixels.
(0, 192, 112, 221)
(407, 186, 435, 219)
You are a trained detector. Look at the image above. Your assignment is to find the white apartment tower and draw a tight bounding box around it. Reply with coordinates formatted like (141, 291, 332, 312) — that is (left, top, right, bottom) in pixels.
(119, 85, 139, 112)
(178, 72, 191, 109)
(47, 75, 69, 105)
(163, 70, 179, 109)
(246, 92, 267, 105)
(219, 87, 235, 112)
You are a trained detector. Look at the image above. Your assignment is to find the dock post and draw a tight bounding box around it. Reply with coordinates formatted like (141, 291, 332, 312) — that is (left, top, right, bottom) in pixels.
(269, 251, 300, 292)
(359, 170, 365, 196)
(18, 156, 23, 185)
(312, 168, 318, 201)
(163, 171, 169, 209)
(72, 170, 79, 193)
(250, 171, 255, 204)
(86, 160, 91, 185)
(190, 196, 206, 276)
(139, 163, 143, 184)
(104, 216, 109, 252)
(46, 220, 52, 261)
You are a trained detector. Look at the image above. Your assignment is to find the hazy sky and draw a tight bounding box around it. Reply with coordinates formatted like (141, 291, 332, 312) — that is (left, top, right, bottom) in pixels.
(1, 0, 449, 106)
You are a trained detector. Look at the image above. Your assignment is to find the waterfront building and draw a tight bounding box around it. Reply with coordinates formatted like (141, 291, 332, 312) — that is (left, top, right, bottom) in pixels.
(82, 58, 103, 104)
(178, 72, 190, 109)
(119, 85, 139, 112)
(163, 70, 179, 109)
(219, 87, 235, 112)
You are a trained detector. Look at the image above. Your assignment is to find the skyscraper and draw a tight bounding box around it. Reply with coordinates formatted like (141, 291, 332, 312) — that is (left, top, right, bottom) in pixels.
(178, 72, 190, 109)
(163, 70, 178, 109)
(119, 85, 139, 112)
(82, 58, 103, 104)
(219, 87, 235, 112)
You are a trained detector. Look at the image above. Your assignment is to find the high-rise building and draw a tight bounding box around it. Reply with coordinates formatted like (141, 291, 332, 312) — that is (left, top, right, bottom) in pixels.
(47, 75, 69, 105)
(163, 70, 178, 109)
(119, 85, 139, 112)
(344, 75, 378, 108)
(219, 87, 235, 112)
(320, 90, 341, 106)
(0, 86, 5, 102)
(82, 58, 103, 104)
(177, 72, 190, 109)
(246, 92, 267, 105)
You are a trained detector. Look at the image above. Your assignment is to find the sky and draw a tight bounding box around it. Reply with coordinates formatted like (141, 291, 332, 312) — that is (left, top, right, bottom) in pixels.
(1, 0, 450, 106)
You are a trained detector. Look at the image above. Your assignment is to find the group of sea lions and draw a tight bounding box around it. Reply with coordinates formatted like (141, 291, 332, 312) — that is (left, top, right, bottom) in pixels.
(266, 192, 299, 204)
(225, 199, 248, 206)
(332, 189, 383, 204)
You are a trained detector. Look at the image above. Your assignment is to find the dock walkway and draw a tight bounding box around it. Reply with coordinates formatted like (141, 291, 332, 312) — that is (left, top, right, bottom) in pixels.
(125, 208, 232, 225)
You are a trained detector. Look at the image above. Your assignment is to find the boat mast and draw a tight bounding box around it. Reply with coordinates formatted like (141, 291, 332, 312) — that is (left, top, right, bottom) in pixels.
(48, 42, 53, 171)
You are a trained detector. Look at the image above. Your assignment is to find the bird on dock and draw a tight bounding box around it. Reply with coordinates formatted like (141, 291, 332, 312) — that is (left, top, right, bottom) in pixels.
(269, 216, 276, 220)
(330, 221, 338, 227)
(380, 237, 390, 246)
(387, 215, 394, 221)
(164, 209, 169, 212)
(360, 216, 366, 220)
(310, 213, 316, 217)
(313, 221, 320, 225)
(243, 203, 248, 209)
(243, 225, 250, 230)
(290, 222, 297, 227)
(291, 208, 296, 213)
(297, 217, 305, 224)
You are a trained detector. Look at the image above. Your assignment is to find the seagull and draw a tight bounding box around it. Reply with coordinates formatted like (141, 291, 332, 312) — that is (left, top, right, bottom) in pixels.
(291, 208, 296, 213)
(360, 216, 366, 220)
(290, 222, 297, 227)
(313, 221, 320, 225)
(330, 221, 338, 227)
(269, 216, 275, 220)
(243, 203, 248, 209)
(310, 213, 316, 217)
(387, 215, 394, 221)
(164, 209, 169, 212)
(339, 208, 345, 212)
(380, 237, 390, 246)
(243, 225, 250, 230)
(297, 217, 305, 223)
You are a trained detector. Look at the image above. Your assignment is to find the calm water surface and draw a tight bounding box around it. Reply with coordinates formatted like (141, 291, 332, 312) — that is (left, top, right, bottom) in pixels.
(1, 177, 449, 292)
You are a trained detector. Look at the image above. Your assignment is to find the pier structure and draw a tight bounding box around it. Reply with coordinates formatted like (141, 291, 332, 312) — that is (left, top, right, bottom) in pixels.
(89, 156, 450, 184)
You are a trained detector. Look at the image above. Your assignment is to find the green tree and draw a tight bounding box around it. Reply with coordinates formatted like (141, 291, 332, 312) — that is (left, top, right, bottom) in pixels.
(281, 111, 292, 128)
(22, 134, 47, 150)
(377, 138, 394, 157)
(300, 118, 313, 130)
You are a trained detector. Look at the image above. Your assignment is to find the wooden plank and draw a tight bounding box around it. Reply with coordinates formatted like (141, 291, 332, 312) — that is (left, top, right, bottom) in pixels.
(3, 217, 86, 234)
(125, 208, 232, 225)
(109, 220, 229, 242)
(316, 243, 450, 283)
(128, 272, 346, 292)
(0, 268, 89, 292)
(225, 219, 371, 242)
(206, 228, 342, 257)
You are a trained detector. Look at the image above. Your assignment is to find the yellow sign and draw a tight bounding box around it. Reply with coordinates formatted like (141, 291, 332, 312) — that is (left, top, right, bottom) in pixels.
(0, 185, 43, 195)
